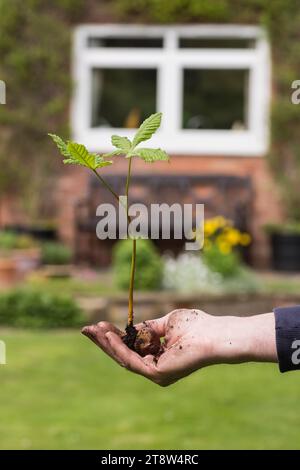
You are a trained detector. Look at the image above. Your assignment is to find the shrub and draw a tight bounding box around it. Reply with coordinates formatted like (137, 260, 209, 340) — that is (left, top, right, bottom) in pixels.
(0, 289, 83, 328)
(113, 239, 163, 291)
(202, 244, 241, 278)
(41, 242, 72, 265)
(0, 231, 36, 251)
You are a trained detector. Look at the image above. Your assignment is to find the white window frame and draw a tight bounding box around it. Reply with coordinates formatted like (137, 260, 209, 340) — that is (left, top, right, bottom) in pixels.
(72, 24, 271, 156)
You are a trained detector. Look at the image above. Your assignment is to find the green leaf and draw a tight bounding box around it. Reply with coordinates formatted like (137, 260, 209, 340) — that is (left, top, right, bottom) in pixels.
(132, 112, 162, 148)
(111, 135, 131, 152)
(66, 142, 112, 170)
(48, 133, 69, 158)
(103, 149, 125, 158)
(129, 147, 169, 163)
(49, 134, 112, 170)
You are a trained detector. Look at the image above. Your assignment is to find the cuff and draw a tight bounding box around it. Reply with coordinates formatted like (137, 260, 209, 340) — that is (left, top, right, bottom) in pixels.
(274, 305, 300, 373)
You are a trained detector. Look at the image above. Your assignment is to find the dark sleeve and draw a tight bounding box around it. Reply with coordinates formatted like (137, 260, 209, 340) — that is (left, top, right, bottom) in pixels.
(274, 305, 300, 372)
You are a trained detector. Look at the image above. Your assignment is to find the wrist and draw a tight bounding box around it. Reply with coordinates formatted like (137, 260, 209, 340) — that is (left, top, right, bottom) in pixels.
(213, 313, 277, 365)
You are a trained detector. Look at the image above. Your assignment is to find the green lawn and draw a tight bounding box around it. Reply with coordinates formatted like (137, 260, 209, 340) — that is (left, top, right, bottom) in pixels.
(0, 329, 300, 449)
(21, 270, 300, 298)
(25, 273, 117, 297)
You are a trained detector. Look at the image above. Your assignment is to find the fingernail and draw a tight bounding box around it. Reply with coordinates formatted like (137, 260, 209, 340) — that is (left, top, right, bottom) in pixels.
(81, 326, 95, 339)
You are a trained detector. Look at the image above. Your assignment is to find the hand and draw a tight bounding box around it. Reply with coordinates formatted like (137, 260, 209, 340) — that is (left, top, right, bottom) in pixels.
(82, 309, 277, 387)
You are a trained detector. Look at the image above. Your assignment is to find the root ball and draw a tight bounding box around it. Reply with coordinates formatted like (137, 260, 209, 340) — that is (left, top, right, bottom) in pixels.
(122, 324, 161, 357)
(134, 326, 161, 357)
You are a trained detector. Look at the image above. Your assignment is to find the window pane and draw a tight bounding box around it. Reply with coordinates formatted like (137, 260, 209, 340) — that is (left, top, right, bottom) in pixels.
(88, 37, 163, 48)
(182, 69, 248, 130)
(91, 68, 157, 128)
(179, 38, 255, 49)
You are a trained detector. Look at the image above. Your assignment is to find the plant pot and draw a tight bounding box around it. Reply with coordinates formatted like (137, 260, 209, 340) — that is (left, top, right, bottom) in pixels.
(270, 232, 300, 271)
(0, 257, 18, 286)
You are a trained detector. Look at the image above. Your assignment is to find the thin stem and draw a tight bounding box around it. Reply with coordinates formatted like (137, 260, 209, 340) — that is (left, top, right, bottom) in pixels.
(125, 157, 132, 223)
(128, 238, 136, 327)
(92, 161, 136, 328)
(92, 169, 119, 204)
(125, 157, 136, 327)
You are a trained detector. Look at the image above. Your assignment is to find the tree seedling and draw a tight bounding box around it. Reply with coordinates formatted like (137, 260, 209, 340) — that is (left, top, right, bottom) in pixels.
(49, 112, 169, 356)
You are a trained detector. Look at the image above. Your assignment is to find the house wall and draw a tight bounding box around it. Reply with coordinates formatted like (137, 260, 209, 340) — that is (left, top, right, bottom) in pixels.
(57, 155, 283, 268)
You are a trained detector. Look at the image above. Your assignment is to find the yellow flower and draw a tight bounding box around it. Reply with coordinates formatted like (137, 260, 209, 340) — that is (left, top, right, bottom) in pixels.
(204, 220, 214, 231)
(225, 228, 241, 246)
(214, 216, 228, 228)
(218, 241, 231, 254)
(204, 216, 228, 236)
(240, 233, 251, 246)
(204, 221, 216, 237)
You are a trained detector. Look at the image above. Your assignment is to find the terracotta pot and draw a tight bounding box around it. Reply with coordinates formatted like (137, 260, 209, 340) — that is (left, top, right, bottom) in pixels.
(0, 257, 18, 286)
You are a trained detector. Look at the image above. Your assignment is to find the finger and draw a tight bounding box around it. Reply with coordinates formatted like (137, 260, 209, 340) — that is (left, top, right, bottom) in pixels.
(95, 321, 122, 336)
(105, 331, 155, 380)
(82, 321, 122, 341)
(82, 322, 122, 359)
(82, 324, 113, 356)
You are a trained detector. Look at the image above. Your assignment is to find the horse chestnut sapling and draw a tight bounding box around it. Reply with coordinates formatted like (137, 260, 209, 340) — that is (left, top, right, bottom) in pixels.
(49, 113, 169, 357)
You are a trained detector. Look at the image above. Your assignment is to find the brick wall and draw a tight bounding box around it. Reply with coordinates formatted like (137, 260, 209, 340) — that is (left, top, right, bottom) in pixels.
(57, 155, 283, 268)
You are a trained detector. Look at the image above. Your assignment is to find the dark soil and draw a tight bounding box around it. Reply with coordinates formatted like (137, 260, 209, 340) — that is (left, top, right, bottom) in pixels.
(122, 324, 138, 350)
(122, 323, 161, 358)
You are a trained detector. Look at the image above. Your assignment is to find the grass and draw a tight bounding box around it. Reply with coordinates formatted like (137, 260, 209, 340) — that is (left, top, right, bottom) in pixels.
(21, 272, 117, 297)
(16, 270, 300, 299)
(0, 271, 297, 303)
(261, 274, 300, 296)
(0, 329, 300, 449)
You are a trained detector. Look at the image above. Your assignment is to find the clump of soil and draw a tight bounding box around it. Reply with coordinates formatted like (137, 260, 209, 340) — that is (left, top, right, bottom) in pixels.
(122, 323, 161, 357)
(122, 324, 138, 350)
(134, 326, 161, 357)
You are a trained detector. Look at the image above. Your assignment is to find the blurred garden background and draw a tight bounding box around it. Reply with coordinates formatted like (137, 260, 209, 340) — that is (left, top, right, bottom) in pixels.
(1, 0, 300, 449)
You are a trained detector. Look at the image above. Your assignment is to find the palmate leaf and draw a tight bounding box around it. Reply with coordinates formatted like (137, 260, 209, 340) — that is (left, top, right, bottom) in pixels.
(48, 134, 112, 170)
(111, 135, 131, 152)
(129, 147, 169, 163)
(132, 112, 162, 148)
